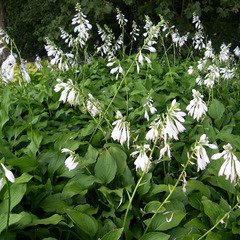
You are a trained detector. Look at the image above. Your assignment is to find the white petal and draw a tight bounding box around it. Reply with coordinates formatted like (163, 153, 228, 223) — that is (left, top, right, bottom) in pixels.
(1, 164, 15, 183)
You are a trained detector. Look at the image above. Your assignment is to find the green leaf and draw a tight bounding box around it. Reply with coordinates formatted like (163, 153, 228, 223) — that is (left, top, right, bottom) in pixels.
(32, 214, 64, 226)
(101, 228, 123, 240)
(66, 209, 98, 237)
(8, 156, 38, 172)
(216, 132, 240, 150)
(0, 184, 27, 214)
(85, 144, 99, 164)
(108, 147, 127, 175)
(0, 213, 23, 233)
(208, 99, 225, 120)
(25, 130, 43, 157)
(144, 201, 163, 214)
(202, 198, 225, 224)
(139, 232, 170, 240)
(206, 232, 222, 240)
(40, 194, 69, 213)
(146, 210, 186, 231)
(95, 149, 117, 184)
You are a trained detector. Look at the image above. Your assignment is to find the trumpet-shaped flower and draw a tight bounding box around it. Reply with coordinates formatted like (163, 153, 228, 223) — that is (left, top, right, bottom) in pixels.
(193, 134, 218, 171)
(163, 99, 186, 140)
(54, 78, 81, 106)
(86, 93, 102, 117)
(212, 144, 240, 182)
(131, 145, 151, 171)
(61, 148, 78, 171)
(1, 54, 16, 82)
(233, 46, 240, 57)
(1, 163, 15, 183)
(186, 89, 207, 121)
(111, 111, 130, 148)
(0, 178, 3, 191)
(143, 95, 157, 121)
(146, 118, 162, 142)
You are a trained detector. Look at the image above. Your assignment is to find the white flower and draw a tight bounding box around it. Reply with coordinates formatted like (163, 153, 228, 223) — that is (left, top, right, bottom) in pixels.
(196, 76, 203, 85)
(143, 96, 157, 121)
(163, 99, 186, 140)
(219, 43, 230, 62)
(20, 60, 31, 83)
(193, 134, 218, 171)
(192, 31, 205, 50)
(1, 163, 15, 183)
(1, 54, 16, 82)
(186, 89, 208, 121)
(61, 149, 78, 171)
(35, 55, 43, 70)
(220, 67, 235, 80)
(192, 14, 203, 30)
(205, 41, 214, 58)
(159, 143, 171, 159)
(54, 79, 81, 106)
(233, 46, 240, 57)
(131, 145, 151, 171)
(86, 93, 102, 117)
(65, 155, 78, 171)
(188, 66, 194, 75)
(146, 118, 162, 142)
(130, 21, 140, 41)
(0, 178, 4, 191)
(72, 3, 92, 48)
(116, 8, 128, 27)
(197, 58, 207, 71)
(111, 111, 130, 148)
(61, 148, 73, 153)
(212, 143, 240, 182)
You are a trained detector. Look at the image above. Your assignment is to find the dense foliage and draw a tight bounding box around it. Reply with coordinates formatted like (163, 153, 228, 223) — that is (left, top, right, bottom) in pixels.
(4, 0, 240, 59)
(0, 4, 240, 240)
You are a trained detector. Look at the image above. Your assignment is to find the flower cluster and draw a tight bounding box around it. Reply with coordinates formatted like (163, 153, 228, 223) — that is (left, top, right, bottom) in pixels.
(143, 95, 157, 121)
(186, 89, 208, 121)
(86, 93, 102, 117)
(163, 99, 186, 140)
(193, 134, 217, 171)
(212, 144, 240, 182)
(54, 78, 81, 106)
(72, 3, 92, 48)
(131, 144, 151, 172)
(45, 38, 74, 71)
(111, 111, 130, 148)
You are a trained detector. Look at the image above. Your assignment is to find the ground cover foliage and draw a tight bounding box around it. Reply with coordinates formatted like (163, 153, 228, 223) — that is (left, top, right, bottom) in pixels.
(0, 4, 240, 240)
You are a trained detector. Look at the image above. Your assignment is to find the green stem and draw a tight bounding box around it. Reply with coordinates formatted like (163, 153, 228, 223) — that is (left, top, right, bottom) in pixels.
(122, 139, 158, 231)
(143, 154, 191, 235)
(4, 180, 11, 240)
(198, 201, 239, 240)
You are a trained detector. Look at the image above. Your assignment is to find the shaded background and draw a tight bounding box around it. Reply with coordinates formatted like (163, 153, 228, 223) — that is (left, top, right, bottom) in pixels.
(2, 0, 240, 59)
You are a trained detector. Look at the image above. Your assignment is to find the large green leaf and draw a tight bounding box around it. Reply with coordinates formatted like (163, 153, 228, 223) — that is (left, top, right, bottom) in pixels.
(0, 213, 23, 233)
(0, 183, 27, 214)
(95, 149, 117, 184)
(140, 232, 170, 240)
(66, 209, 98, 237)
(101, 228, 123, 240)
(108, 147, 127, 175)
(208, 99, 225, 120)
(145, 210, 186, 231)
(202, 198, 225, 224)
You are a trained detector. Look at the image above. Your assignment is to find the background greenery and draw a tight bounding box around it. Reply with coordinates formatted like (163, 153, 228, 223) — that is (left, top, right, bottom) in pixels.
(4, 0, 240, 59)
